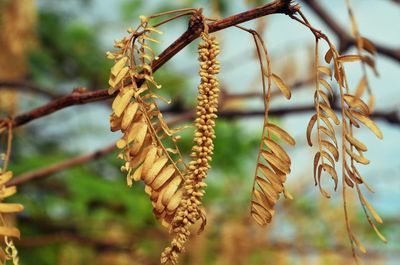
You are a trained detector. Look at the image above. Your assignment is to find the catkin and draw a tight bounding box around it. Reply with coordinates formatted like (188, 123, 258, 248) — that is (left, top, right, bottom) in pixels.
(161, 32, 220, 265)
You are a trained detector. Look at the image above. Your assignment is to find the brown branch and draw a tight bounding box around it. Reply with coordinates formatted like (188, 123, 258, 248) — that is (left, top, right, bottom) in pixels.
(7, 144, 115, 186)
(9, 103, 398, 186)
(302, 0, 400, 63)
(1, 0, 298, 129)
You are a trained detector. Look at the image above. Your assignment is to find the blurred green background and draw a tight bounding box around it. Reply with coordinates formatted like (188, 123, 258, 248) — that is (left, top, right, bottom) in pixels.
(0, 0, 399, 264)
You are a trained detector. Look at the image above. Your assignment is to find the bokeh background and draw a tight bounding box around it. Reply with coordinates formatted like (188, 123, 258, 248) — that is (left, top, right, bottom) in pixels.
(0, 0, 399, 264)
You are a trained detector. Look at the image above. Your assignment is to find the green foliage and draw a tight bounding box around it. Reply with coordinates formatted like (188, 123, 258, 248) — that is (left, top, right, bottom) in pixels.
(29, 11, 111, 87)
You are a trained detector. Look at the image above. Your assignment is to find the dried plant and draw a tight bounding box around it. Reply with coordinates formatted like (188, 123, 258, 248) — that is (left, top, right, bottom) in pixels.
(290, 9, 386, 264)
(0, 121, 23, 265)
(102, 3, 389, 263)
(161, 31, 220, 264)
(107, 13, 192, 229)
(0, 1, 391, 264)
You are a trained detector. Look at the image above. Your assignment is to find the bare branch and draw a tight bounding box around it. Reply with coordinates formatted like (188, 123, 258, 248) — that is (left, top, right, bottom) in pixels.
(302, 0, 400, 63)
(7, 144, 115, 186)
(1, 0, 298, 129)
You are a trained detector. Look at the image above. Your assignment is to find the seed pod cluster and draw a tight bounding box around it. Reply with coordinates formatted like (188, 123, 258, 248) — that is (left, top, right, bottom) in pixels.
(108, 17, 186, 228)
(161, 32, 220, 265)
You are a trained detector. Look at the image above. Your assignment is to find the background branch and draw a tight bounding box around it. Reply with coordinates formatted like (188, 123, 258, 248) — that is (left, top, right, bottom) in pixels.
(1, 0, 297, 129)
(302, 0, 400, 63)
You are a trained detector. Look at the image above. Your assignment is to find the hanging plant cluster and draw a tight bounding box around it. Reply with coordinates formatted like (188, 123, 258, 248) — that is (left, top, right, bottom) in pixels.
(106, 3, 385, 264)
(0, 1, 388, 265)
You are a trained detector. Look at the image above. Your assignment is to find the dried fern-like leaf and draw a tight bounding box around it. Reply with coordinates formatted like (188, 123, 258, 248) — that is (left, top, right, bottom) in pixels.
(107, 16, 188, 231)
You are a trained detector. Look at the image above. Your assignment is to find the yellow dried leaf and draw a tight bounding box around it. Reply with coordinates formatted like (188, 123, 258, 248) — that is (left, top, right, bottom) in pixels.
(319, 103, 340, 125)
(152, 165, 175, 191)
(313, 152, 321, 185)
(368, 94, 375, 111)
(271, 73, 291, 99)
(0, 226, 20, 239)
(319, 79, 334, 96)
(361, 37, 376, 55)
(354, 76, 367, 98)
(306, 114, 317, 147)
(261, 151, 290, 175)
(337, 55, 362, 63)
(142, 146, 158, 176)
(263, 138, 290, 164)
(321, 163, 338, 190)
(112, 89, 134, 117)
(0, 186, 17, 198)
(352, 234, 367, 254)
(258, 164, 283, 192)
(113, 66, 129, 87)
(0, 203, 24, 213)
(111, 57, 128, 76)
(318, 66, 332, 77)
(321, 140, 339, 161)
(251, 210, 267, 226)
(121, 103, 139, 130)
(372, 223, 387, 243)
(344, 94, 370, 115)
(144, 157, 168, 185)
(256, 177, 279, 202)
(266, 123, 295, 146)
(325, 48, 333, 64)
(351, 111, 383, 139)
(360, 193, 383, 224)
(320, 126, 338, 147)
(252, 202, 273, 222)
(166, 189, 183, 213)
(253, 189, 274, 210)
(0, 171, 12, 185)
(345, 133, 367, 152)
(132, 164, 143, 182)
(160, 176, 182, 206)
(321, 151, 335, 168)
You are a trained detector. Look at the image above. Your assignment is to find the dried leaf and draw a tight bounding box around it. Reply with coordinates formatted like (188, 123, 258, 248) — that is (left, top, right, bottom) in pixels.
(325, 48, 333, 64)
(263, 138, 290, 164)
(111, 57, 128, 76)
(261, 151, 290, 174)
(318, 66, 332, 77)
(337, 55, 363, 63)
(0, 226, 20, 239)
(354, 76, 367, 98)
(266, 123, 295, 146)
(271, 73, 291, 99)
(319, 79, 334, 96)
(319, 103, 340, 125)
(344, 94, 370, 115)
(345, 133, 367, 152)
(0, 203, 24, 213)
(321, 140, 339, 161)
(361, 37, 376, 55)
(306, 114, 317, 147)
(360, 193, 383, 224)
(351, 111, 383, 139)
